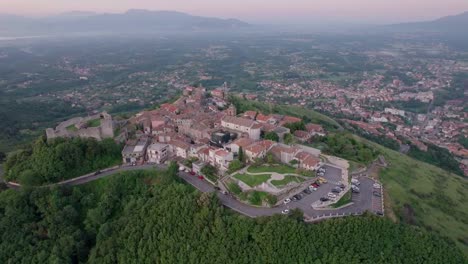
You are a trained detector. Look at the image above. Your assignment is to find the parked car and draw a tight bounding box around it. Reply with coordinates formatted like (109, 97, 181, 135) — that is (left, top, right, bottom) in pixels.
(338, 183, 346, 189)
(189, 171, 196, 176)
(303, 188, 312, 194)
(198, 175, 204, 180)
(373, 183, 381, 189)
(351, 178, 360, 186)
(327, 193, 337, 199)
(292, 194, 302, 201)
(331, 188, 341, 193)
(308, 186, 318, 191)
(376, 211, 384, 216)
(351, 187, 360, 193)
(373, 191, 381, 197)
(93, 170, 101, 176)
(311, 183, 320, 188)
(318, 177, 328, 184)
(283, 198, 291, 204)
(320, 197, 329, 202)
(282, 209, 290, 215)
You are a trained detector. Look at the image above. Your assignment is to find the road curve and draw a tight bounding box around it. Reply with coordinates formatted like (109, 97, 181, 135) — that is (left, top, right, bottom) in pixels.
(6, 165, 381, 219)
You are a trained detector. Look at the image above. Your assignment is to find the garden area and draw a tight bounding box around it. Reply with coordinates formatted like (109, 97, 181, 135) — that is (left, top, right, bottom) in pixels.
(271, 175, 305, 187)
(247, 164, 296, 174)
(234, 173, 271, 187)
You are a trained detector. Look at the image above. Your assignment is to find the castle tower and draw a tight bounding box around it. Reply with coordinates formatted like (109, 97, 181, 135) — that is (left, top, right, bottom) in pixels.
(226, 104, 237, 116)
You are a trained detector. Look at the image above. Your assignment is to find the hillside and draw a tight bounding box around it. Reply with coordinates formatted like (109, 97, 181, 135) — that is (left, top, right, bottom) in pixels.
(232, 98, 468, 254)
(364, 138, 468, 254)
(388, 11, 468, 33)
(0, 10, 250, 36)
(0, 169, 465, 263)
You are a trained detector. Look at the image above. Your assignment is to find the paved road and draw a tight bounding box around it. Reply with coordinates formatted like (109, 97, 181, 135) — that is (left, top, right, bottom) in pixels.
(6, 163, 380, 219)
(180, 165, 378, 218)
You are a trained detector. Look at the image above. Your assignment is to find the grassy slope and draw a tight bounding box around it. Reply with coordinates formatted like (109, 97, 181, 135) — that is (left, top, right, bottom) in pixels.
(247, 164, 296, 174)
(362, 137, 468, 254)
(271, 175, 305, 187)
(234, 173, 271, 187)
(233, 98, 468, 254)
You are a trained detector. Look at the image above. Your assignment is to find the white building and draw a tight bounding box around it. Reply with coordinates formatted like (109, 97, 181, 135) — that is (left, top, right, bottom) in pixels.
(221, 116, 261, 140)
(146, 143, 169, 164)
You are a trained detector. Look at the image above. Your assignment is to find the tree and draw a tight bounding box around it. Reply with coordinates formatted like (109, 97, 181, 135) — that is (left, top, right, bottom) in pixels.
(201, 164, 217, 182)
(264, 131, 279, 142)
(284, 121, 306, 133)
(0, 151, 5, 162)
(238, 146, 245, 162)
(284, 133, 295, 145)
(228, 160, 244, 173)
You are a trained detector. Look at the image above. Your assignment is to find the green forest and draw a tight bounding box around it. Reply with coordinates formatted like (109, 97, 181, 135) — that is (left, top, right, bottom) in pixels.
(4, 137, 122, 185)
(0, 169, 465, 264)
(315, 133, 379, 164)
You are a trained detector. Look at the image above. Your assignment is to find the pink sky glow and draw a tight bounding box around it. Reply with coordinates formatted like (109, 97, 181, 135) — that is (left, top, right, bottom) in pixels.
(1, 0, 467, 23)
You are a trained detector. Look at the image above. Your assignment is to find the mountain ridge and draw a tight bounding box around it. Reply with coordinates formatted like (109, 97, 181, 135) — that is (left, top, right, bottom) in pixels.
(0, 10, 250, 35)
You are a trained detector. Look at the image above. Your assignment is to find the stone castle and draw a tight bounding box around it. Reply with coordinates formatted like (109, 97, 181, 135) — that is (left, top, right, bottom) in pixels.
(46, 112, 114, 141)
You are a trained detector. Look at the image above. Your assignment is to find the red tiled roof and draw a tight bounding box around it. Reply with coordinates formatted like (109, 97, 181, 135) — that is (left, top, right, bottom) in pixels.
(294, 130, 310, 139)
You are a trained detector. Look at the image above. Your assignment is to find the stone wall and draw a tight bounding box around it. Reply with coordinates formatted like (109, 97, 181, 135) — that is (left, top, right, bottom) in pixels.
(46, 112, 114, 141)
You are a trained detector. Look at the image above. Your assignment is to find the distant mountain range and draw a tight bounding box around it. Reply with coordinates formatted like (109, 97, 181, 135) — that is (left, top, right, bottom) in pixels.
(388, 11, 468, 33)
(0, 10, 250, 36)
(1, 10, 467, 37)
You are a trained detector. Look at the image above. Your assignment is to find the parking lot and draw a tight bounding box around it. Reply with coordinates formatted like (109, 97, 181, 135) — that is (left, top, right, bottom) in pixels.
(281, 165, 346, 211)
(177, 163, 383, 219)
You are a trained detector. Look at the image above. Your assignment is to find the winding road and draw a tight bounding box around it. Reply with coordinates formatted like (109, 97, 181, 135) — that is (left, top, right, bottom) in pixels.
(4, 164, 382, 219)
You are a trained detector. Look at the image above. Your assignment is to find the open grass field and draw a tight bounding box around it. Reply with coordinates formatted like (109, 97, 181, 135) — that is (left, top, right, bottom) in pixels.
(360, 137, 468, 255)
(247, 164, 296, 174)
(86, 118, 101, 127)
(271, 175, 305, 187)
(234, 173, 271, 187)
(66, 124, 78, 131)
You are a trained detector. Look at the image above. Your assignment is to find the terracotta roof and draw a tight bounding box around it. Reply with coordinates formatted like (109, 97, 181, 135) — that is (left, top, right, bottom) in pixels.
(294, 130, 310, 139)
(215, 149, 230, 157)
(245, 140, 275, 154)
(168, 139, 190, 150)
(256, 113, 271, 123)
(305, 123, 324, 132)
(280, 116, 302, 125)
(222, 116, 256, 128)
(302, 155, 320, 168)
(232, 138, 255, 148)
(294, 151, 310, 161)
(242, 111, 257, 119)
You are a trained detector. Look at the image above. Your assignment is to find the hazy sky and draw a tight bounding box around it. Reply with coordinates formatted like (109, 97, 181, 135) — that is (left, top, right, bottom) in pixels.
(1, 0, 468, 24)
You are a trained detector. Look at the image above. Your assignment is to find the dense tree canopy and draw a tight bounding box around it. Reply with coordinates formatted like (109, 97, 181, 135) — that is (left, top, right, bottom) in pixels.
(0, 170, 465, 264)
(4, 137, 122, 185)
(408, 143, 464, 176)
(316, 133, 378, 164)
(264, 131, 280, 142)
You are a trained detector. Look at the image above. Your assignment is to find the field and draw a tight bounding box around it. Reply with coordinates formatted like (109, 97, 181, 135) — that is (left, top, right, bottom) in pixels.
(234, 173, 271, 187)
(86, 118, 101, 127)
(271, 175, 305, 187)
(247, 164, 296, 174)
(362, 137, 468, 254)
(66, 124, 78, 131)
